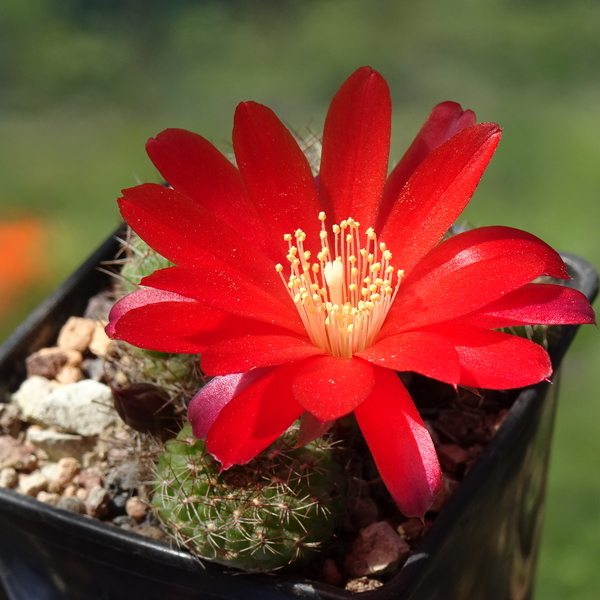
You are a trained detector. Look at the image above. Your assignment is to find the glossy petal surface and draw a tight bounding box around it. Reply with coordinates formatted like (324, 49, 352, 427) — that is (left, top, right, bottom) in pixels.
(206, 364, 304, 469)
(384, 226, 570, 334)
(108, 288, 295, 352)
(233, 101, 321, 254)
(357, 331, 460, 385)
(381, 124, 502, 274)
(188, 369, 272, 439)
(319, 66, 391, 226)
(455, 283, 596, 328)
(354, 367, 442, 518)
(141, 266, 302, 333)
(377, 101, 476, 228)
(201, 335, 325, 376)
(426, 323, 552, 389)
(146, 129, 274, 255)
(119, 184, 283, 296)
(292, 356, 374, 421)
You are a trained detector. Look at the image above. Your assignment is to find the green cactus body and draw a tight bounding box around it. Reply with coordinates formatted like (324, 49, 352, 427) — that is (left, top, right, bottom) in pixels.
(153, 423, 343, 572)
(120, 233, 173, 294)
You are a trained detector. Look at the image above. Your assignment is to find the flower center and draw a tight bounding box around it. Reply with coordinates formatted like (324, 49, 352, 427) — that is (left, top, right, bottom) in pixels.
(276, 212, 403, 359)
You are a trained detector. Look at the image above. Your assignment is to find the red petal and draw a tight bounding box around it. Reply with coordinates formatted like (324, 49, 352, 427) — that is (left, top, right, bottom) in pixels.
(383, 226, 570, 335)
(377, 102, 476, 229)
(141, 265, 303, 334)
(206, 364, 304, 469)
(455, 283, 596, 328)
(108, 289, 295, 352)
(380, 124, 502, 274)
(188, 369, 272, 439)
(201, 335, 325, 376)
(146, 129, 276, 256)
(319, 67, 391, 227)
(354, 367, 442, 518)
(425, 323, 553, 389)
(292, 356, 374, 421)
(357, 331, 460, 385)
(118, 184, 285, 299)
(107, 289, 206, 352)
(296, 412, 335, 447)
(233, 101, 322, 255)
(106, 288, 193, 337)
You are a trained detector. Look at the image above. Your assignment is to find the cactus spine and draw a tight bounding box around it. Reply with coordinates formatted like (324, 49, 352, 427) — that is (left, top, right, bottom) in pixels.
(153, 423, 343, 571)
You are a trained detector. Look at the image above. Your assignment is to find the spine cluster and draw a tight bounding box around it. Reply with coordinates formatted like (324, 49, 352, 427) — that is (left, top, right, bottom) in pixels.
(153, 424, 343, 571)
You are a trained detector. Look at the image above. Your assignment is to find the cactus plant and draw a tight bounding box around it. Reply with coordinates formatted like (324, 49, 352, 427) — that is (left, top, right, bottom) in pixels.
(152, 423, 344, 571)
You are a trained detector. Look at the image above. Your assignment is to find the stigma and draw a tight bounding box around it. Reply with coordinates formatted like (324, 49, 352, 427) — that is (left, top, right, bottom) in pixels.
(276, 213, 403, 358)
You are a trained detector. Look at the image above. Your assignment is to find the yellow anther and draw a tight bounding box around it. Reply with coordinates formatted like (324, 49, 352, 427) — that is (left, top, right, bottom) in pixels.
(370, 262, 381, 273)
(303, 250, 311, 260)
(284, 233, 292, 242)
(318, 211, 326, 221)
(366, 227, 376, 240)
(379, 242, 387, 251)
(275, 264, 283, 272)
(346, 234, 353, 243)
(332, 224, 341, 234)
(349, 283, 357, 291)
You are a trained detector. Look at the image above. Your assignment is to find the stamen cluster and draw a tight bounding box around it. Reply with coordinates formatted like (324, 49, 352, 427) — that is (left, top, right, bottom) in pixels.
(276, 213, 403, 358)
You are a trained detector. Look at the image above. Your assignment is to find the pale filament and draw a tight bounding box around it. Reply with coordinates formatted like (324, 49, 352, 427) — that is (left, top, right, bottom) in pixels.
(276, 213, 404, 359)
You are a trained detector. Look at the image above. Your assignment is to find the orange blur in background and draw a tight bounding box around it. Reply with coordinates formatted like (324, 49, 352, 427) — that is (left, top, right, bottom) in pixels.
(0, 218, 47, 317)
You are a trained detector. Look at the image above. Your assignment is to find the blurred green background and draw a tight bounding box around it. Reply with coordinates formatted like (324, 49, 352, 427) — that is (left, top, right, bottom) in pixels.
(1, 0, 599, 597)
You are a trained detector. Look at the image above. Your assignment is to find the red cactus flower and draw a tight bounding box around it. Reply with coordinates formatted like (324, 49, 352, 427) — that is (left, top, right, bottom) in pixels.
(107, 67, 595, 518)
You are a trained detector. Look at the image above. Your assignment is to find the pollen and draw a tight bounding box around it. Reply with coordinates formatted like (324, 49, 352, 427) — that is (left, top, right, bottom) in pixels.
(277, 214, 404, 358)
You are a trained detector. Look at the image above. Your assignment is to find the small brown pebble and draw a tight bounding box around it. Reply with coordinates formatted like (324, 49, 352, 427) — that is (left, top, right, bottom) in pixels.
(37, 491, 61, 506)
(57, 496, 86, 514)
(75, 468, 104, 490)
(85, 485, 111, 519)
(89, 323, 113, 358)
(344, 521, 410, 577)
(54, 365, 84, 385)
(320, 558, 344, 587)
(125, 496, 148, 523)
(53, 457, 82, 488)
(76, 487, 88, 501)
(19, 471, 49, 496)
(47, 481, 62, 494)
(0, 435, 38, 471)
(345, 577, 383, 593)
(0, 467, 18, 489)
(437, 443, 470, 474)
(398, 518, 425, 541)
(25, 347, 69, 379)
(130, 525, 169, 541)
(0, 403, 21, 437)
(57, 317, 96, 353)
(63, 484, 77, 498)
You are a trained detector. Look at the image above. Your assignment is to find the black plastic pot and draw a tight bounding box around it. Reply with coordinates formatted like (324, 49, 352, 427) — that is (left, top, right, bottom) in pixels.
(0, 231, 597, 600)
